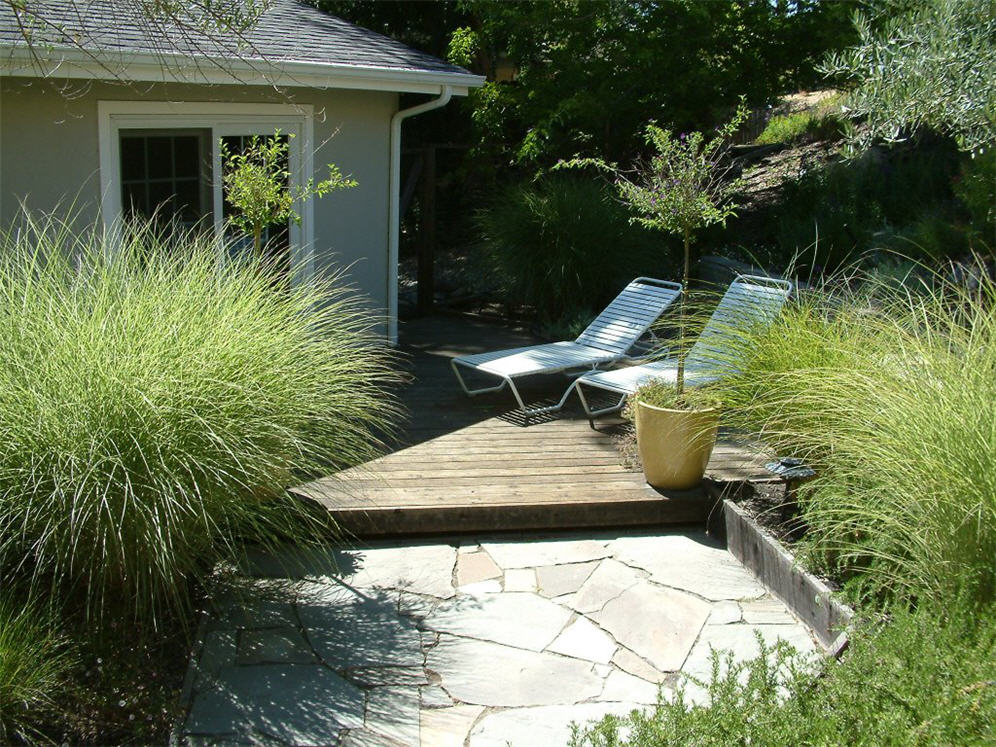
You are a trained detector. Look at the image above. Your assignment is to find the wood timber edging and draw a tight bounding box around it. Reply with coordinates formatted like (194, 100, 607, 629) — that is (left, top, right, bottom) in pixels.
(707, 488, 854, 654)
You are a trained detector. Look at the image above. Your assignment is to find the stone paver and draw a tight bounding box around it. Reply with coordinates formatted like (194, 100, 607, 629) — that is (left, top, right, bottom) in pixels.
(547, 616, 617, 664)
(610, 534, 767, 601)
(592, 580, 711, 672)
(456, 551, 502, 587)
(536, 560, 599, 597)
(181, 532, 822, 745)
(503, 568, 537, 592)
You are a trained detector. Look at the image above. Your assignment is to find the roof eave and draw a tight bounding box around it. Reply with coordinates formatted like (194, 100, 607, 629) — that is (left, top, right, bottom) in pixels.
(0, 46, 486, 94)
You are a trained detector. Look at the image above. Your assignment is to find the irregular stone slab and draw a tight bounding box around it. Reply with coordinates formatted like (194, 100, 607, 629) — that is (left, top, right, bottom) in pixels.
(610, 534, 766, 601)
(547, 617, 616, 664)
(296, 584, 423, 668)
(341, 728, 408, 746)
(426, 635, 603, 707)
(398, 591, 439, 621)
(599, 669, 664, 705)
(536, 561, 598, 598)
(344, 666, 428, 687)
(481, 538, 610, 569)
(208, 594, 298, 630)
(185, 664, 363, 742)
(420, 684, 453, 708)
(421, 705, 485, 747)
(612, 647, 669, 684)
(424, 592, 572, 652)
(504, 568, 537, 592)
(569, 559, 643, 614)
(741, 598, 798, 625)
(238, 546, 352, 579)
(457, 579, 502, 595)
(236, 628, 315, 665)
(195, 629, 238, 690)
(708, 600, 742, 625)
(365, 685, 420, 744)
(592, 580, 710, 672)
(341, 543, 457, 599)
(456, 551, 502, 586)
(468, 702, 644, 747)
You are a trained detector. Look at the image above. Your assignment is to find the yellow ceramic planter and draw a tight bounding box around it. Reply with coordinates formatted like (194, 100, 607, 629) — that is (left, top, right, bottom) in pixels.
(635, 400, 720, 490)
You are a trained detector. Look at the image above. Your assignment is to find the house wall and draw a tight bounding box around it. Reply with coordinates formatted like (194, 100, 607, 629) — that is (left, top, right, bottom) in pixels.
(0, 78, 396, 324)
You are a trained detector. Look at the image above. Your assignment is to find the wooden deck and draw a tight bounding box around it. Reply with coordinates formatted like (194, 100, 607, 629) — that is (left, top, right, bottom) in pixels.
(293, 315, 775, 536)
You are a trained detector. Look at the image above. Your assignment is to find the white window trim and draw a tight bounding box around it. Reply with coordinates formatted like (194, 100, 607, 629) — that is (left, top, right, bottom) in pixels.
(98, 101, 316, 284)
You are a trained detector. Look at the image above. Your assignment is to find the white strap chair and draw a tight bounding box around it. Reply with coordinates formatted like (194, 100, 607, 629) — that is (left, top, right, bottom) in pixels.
(451, 277, 682, 418)
(572, 275, 793, 422)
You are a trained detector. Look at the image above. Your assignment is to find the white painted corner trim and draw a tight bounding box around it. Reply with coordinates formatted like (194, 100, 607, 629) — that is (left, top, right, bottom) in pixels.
(98, 100, 316, 283)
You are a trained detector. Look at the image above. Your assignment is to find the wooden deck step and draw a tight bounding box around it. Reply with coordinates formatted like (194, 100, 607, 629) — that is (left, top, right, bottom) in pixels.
(291, 314, 774, 537)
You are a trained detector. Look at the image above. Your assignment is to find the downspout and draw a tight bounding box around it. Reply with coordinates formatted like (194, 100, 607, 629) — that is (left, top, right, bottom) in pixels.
(388, 85, 453, 344)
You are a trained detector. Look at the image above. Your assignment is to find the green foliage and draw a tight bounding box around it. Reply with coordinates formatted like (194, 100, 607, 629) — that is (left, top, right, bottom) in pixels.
(0, 213, 399, 627)
(755, 98, 844, 146)
(612, 110, 748, 239)
(714, 266, 996, 605)
(767, 140, 964, 271)
(474, 174, 662, 321)
(954, 149, 996, 239)
(0, 596, 74, 743)
(823, 0, 996, 152)
(563, 107, 748, 393)
(633, 380, 721, 412)
(572, 597, 996, 746)
(325, 1, 856, 167)
(221, 131, 356, 254)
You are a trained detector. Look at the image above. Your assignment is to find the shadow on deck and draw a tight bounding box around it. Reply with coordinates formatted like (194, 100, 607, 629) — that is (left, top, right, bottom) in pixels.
(293, 315, 775, 537)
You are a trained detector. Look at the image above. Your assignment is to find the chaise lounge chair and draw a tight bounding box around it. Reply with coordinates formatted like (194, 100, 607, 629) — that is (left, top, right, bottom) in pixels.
(450, 277, 683, 417)
(572, 274, 793, 422)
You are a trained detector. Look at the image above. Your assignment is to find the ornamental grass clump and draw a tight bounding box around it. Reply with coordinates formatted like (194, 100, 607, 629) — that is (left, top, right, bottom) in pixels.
(0, 213, 399, 627)
(715, 264, 996, 605)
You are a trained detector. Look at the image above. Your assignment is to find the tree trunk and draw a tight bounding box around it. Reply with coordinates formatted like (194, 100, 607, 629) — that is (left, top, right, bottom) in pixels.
(677, 228, 690, 396)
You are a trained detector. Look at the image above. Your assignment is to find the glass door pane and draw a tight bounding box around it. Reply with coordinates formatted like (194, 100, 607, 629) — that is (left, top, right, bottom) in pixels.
(119, 129, 212, 234)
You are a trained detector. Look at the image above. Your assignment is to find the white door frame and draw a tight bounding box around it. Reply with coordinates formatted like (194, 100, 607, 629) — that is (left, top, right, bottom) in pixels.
(98, 100, 316, 284)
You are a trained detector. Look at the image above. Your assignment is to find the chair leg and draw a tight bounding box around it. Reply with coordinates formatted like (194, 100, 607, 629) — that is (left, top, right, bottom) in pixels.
(451, 359, 508, 397)
(574, 380, 628, 429)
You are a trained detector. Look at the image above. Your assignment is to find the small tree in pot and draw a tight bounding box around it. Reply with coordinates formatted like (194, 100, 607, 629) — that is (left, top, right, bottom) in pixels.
(563, 107, 747, 488)
(622, 110, 747, 488)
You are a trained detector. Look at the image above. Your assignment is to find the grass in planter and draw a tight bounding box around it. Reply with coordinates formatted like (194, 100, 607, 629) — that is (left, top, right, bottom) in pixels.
(0, 213, 401, 629)
(713, 264, 996, 606)
(571, 596, 996, 746)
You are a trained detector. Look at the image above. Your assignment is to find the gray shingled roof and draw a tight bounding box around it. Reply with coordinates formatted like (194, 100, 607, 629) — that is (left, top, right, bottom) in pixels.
(0, 0, 474, 77)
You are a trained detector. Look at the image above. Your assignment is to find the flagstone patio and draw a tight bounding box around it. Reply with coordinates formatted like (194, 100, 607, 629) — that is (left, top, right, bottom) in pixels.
(180, 530, 819, 746)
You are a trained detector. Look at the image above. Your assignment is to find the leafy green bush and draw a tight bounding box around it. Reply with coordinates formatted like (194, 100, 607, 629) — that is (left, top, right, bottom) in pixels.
(715, 267, 996, 605)
(0, 214, 399, 627)
(572, 598, 996, 746)
(771, 141, 962, 271)
(822, 0, 996, 153)
(755, 99, 843, 146)
(474, 174, 664, 321)
(0, 596, 74, 743)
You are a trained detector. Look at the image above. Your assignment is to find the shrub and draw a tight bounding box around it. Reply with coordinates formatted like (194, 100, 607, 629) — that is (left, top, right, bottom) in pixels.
(755, 97, 844, 146)
(770, 140, 962, 272)
(572, 597, 996, 746)
(714, 266, 996, 605)
(0, 595, 74, 743)
(474, 174, 664, 321)
(0, 214, 399, 627)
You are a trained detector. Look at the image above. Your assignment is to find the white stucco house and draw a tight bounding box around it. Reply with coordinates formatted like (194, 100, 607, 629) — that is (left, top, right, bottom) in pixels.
(0, 0, 483, 341)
